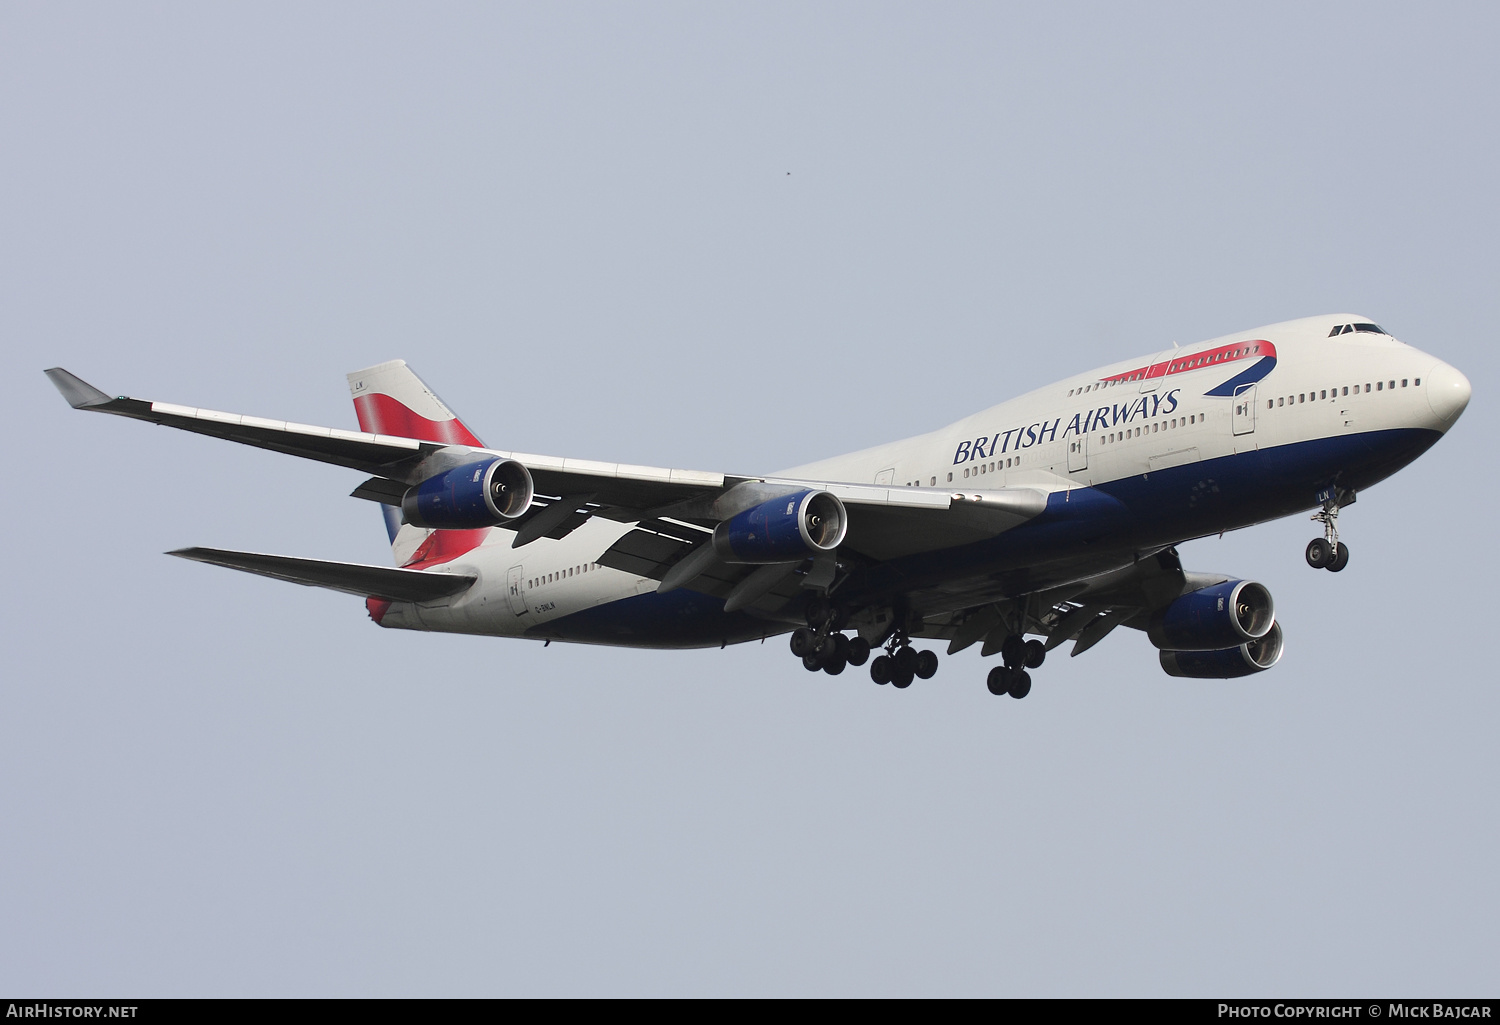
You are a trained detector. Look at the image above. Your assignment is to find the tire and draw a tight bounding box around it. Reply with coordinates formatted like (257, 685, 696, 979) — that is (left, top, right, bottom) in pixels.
(823, 656, 847, 676)
(1001, 634, 1026, 667)
(1306, 537, 1333, 568)
(1008, 670, 1032, 699)
(894, 646, 919, 674)
(790, 628, 815, 658)
(833, 633, 851, 661)
(986, 666, 1010, 696)
(1328, 542, 1350, 572)
(1023, 639, 1046, 669)
(892, 665, 915, 689)
(847, 637, 871, 666)
(802, 653, 823, 672)
(915, 649, 939, 679)
(870, 655, 893, 685)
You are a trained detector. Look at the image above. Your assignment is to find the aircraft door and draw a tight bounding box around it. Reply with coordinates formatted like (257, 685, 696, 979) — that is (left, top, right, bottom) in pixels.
(1139, 351, 1173, 392)
(875, 467, 895, 485)
(1067, 434, 1088, 472)
(506, 565, 527, 616)
(1232, 384, 1257, 436)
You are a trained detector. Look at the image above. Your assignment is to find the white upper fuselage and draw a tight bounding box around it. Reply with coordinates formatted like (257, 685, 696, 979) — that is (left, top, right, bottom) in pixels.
(378, 313, 1469, 641)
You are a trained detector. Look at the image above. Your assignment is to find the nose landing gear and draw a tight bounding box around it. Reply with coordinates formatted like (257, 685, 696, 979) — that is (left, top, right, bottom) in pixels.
(1306, 488, 1355, 572)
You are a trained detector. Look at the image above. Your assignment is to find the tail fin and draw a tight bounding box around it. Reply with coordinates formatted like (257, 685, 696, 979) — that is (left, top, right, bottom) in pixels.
(346, 360, 485, 447)
(347, 360, 491, 559)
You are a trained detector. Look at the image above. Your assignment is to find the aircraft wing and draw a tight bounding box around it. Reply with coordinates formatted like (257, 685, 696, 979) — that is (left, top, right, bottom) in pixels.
(48, 368, 1054, 563)
(46, 368, 441, 481)
(46, 368, 729, 507)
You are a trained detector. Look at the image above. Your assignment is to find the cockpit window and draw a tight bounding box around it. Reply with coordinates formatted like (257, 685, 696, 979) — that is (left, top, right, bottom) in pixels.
(1352, 323, 1387, 334)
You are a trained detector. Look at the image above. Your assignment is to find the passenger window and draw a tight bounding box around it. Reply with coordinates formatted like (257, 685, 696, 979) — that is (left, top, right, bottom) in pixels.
(946, 472, 953, 482)
(963, 468, 970, 478)
(1342, 387, 1348, 396)
(1402, 379, 1408, 387)
(1377, 381, 1382, 391)
(930, 477, 936, 486)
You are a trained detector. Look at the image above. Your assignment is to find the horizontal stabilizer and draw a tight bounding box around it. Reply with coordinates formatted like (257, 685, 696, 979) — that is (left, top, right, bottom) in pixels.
(168, 547, 475, 602)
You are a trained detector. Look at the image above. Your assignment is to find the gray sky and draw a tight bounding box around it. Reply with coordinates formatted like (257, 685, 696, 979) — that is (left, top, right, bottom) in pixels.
(2, 2, 1495, 996)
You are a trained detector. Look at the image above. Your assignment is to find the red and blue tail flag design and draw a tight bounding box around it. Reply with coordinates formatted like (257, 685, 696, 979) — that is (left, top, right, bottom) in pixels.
(346, 360, 485, 446)
(346, 361, 493, 587)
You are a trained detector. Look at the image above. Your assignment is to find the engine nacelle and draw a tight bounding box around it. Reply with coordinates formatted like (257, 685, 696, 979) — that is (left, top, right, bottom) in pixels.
(711, 489, 847, 564)
(401, 458, 534, 529)
(1147, 579, 1275, 651)
(1159, 622, 1284, 678)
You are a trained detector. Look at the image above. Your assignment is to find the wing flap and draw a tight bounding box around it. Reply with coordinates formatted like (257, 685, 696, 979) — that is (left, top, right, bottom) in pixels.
(168, 547, 476, 602)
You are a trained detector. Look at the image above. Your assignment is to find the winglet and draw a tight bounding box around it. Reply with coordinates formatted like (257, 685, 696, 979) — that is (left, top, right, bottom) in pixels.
(44, 368, 114, 409)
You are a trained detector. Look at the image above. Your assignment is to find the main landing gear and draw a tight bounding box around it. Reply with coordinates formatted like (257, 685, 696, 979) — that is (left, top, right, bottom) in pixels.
(985, 634, 1046, 699)
(789, 601, 940, 690)
(1305, 489, 1353, 573)
(868, 632, 939, 689)
(789, 598, 871, 677)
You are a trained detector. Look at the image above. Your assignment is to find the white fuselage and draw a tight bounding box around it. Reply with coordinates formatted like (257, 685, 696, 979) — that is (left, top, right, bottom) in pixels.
(376, 314, 1468, 642)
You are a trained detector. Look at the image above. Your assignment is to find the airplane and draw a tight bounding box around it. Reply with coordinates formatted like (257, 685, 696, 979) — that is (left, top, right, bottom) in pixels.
(46, 313, 1470, 698)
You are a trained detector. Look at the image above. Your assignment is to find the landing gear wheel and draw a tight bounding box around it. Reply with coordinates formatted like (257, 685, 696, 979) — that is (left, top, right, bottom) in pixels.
(1001, 635, 1026, 668)
(802, 653, 823, 672)
(1023, 639, 1046, 669)
(789, 628, 815, 657)
(823, 656, 847, 676)
(1008, 670, 1032, 699)
(1328, 542, 1350, 572)
(915, 650, 939, 680)
(892, 665, 915, 689)
(986, 666, 1010, 696)
(870, 655, 893, 685)
(847, 637, 871, 667)
(894, 646, 919, 675)
(1306, 537, 1333, 569)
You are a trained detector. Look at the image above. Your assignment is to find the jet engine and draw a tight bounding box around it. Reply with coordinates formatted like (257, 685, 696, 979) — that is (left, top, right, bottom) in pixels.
(401, 458, 534, 529)
(1147, 579, 1275, 651)
(712, 489, 847, 564)
(1159, 622, 1285, 678)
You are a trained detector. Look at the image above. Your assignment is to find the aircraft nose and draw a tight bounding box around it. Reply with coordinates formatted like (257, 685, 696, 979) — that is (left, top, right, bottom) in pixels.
(1425, 361, 1472, 424)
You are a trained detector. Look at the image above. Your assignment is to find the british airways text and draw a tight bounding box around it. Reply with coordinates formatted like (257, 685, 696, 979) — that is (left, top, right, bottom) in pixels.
(953, 389, 1181, 464)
